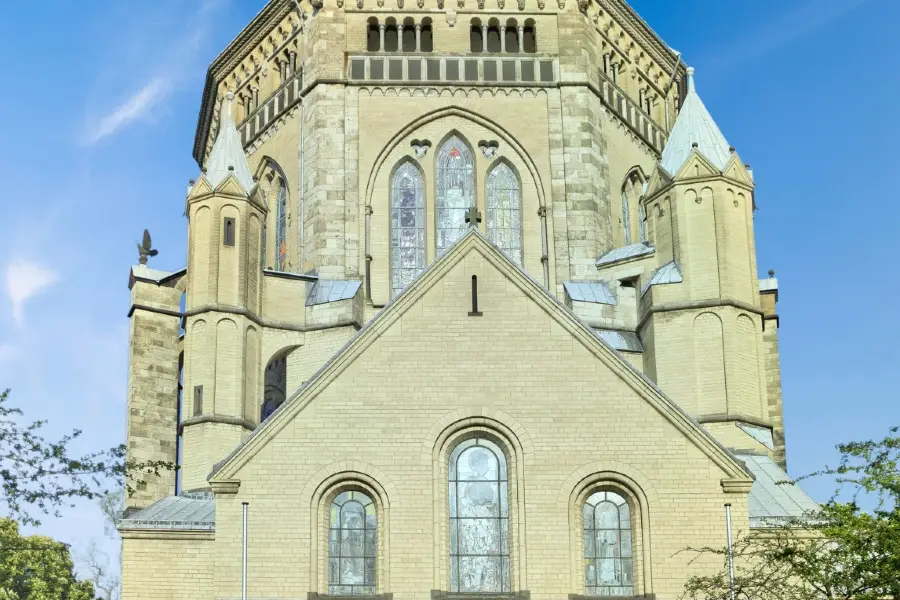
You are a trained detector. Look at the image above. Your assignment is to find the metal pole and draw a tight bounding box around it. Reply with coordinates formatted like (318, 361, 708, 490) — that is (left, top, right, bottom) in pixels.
(725, 503, 735, 600)
(242, 501, 249, 600)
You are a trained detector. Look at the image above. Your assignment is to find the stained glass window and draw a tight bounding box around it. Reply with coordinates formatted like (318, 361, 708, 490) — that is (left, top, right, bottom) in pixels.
(391, 162, 426, 298)
(436, 136, 475, 257)
(276, 180, 288, 271)
(621, 185, 632, 245)
(329, 491, 377, 595)
(486, 162, 522, 265)
(583, 491, 633, 597)
(449, 438, 510, 593)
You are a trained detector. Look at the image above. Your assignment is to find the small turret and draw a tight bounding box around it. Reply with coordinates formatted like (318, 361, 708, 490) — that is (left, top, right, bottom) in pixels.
(640, 69, 775, 458)
(180, 91, 268, 491)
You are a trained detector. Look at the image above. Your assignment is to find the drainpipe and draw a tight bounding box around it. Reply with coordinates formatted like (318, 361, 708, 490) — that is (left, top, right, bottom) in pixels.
(538, 206, 549, 289)
(242, 501, 249, 600)
(725, 503, 736, 600)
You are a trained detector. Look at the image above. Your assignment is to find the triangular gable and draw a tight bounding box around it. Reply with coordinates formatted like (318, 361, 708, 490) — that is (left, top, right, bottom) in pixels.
(209, 229, 753, 486)
(673, 150, 721, 181)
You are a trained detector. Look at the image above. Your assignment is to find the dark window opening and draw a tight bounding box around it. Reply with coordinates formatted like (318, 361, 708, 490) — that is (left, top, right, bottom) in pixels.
(620, 277, 638, 289)
(367, 23, 380, 51)
(223, 217, 236, 246)
(421, 24, 433, 52)
(401, 26, 416, 52)
(193, 385, 203, 416)
(486, 27, 501, 53)
(523, 26, 536, 53)
(505, 28, 519, 53)
(384, 25, 399, 52)
(470, 26, 483, 52)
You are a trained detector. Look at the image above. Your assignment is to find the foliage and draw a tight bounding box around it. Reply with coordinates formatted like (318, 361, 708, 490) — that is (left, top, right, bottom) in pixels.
(0, 518, 95, 600)
(0, 389, 172, 526)
(681, 426, 900, 600)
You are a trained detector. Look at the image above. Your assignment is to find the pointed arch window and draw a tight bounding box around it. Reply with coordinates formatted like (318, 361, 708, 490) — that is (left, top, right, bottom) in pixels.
(275, 179, 288, 270)
(638, 202, 647, 243)
(486, 162, 522, 265)
(583, 491, 633, 596)
(436, 136, 475, 256)
(261, 355, 286, 423)
(622, 170, 647, 245)
(329, 491, 377, 595)
(391, 162, 426, 298)
(449, 437, 510, 593)
(621, 184, 632, 245)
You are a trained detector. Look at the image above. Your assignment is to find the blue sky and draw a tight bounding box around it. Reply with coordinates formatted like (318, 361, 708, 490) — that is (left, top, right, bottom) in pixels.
(0, 0, 896, 580)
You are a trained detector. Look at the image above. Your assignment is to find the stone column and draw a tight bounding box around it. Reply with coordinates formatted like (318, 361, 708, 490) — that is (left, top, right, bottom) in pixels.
(517, 25, 524, 52)
(379, 24, 386, 51)
(500, 25, 507, 53)
(415, 23, 422, 52)
(482, 25, 488, 52)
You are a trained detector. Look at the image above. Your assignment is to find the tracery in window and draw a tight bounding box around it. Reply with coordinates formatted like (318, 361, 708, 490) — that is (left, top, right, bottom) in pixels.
(275, 179, 288, 270)
(583, 491, 633, 597)
(486, 162, 522, 265)
(391, 161, 426, 298)
(449, 437, 510, 593)
(436, 135, 475, 256)
(329, 491, 377, 595)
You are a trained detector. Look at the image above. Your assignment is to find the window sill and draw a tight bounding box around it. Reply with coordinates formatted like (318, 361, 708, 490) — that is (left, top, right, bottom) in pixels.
(431, 591, 530, 600)
(568, 594, 656, 600)
(308, 593, 393, 600)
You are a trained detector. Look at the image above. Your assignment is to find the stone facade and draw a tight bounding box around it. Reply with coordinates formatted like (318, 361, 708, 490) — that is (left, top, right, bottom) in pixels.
(118, 0, 806, 598)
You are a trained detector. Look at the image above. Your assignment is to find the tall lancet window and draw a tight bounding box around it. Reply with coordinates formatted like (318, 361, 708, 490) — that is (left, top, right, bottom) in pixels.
(486, 162, 522, 265)
(449, 437, 510, 593)
(583, 491, 633, 596)
(621, 184, 632, 245)
(391, 162, 426, 298)
(638, 201, 647, 243)
(329, 491, 377, 595)
(436, 136, 475, 256)
(276, 179, 288, 270)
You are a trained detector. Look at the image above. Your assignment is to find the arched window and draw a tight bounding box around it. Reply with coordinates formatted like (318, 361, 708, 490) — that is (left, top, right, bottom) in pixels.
(436, 136, 475, 256)
(367, 18, 380, 51)
(329, 491, 377, 595)
(384, 20, 399, 52)
(421, 19, 434, 52)
(583, 491, 633, 596)
(449, 437, 510, 593)
(261, 354, 286, 423)
(486, 162, 522, 265)
(523, 20, 536, 53)
(401, 18, 416, 52)
(505, 20, 519, 53)
(621, 170, 646, 245)
(391, 162, 426, 298)
(275, 179, 288, 270)
(486, 20, 501, 53)
(470, 20, 483, 52)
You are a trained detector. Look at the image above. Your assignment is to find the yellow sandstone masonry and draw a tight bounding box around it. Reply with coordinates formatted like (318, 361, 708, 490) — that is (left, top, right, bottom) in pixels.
(119, 0, 801, 598)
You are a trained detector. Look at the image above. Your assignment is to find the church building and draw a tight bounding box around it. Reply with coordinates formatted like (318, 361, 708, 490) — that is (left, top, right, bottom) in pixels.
(117, 0, 817, 598)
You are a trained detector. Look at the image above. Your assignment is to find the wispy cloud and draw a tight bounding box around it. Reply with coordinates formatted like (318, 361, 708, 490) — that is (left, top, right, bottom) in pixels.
(80, 0, 228, 146)
(83, 77, 171, 146)
(3, 260, 59, 324)
(713, 0, 870, 66)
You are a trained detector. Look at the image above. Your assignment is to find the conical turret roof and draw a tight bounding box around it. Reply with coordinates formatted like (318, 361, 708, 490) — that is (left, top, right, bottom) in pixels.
(204, 91, 255, 192)
(660, 68, 732, 176)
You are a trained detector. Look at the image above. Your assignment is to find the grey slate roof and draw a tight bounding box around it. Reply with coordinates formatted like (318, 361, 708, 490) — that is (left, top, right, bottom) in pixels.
(737, 422, 775, 450)
(204, 91, 256, 192)
(117, 492, 215, 531)
(738, 454, 819, 528)
(593, 329, 643, 353)
(660, 68, 732, 177)
(596, 242, 655, 267)
(563, 281, 616, 305)
(306, 279, 363, 306)
(641, 261, 683, 295)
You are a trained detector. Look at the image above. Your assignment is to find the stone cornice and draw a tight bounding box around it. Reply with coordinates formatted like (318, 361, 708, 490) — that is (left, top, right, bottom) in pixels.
(119, 529, 215, 541)
(194, 0, 296, 165)
(596, 0, 683, 74)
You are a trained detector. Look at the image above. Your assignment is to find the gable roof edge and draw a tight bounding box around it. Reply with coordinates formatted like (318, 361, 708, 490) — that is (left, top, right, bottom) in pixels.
(209, 230, 752, 484)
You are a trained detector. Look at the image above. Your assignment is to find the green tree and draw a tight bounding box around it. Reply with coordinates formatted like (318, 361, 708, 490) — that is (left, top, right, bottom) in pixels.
(0, 389, 171, 526)
(0, 518, 95, 600)
(681, 426, 900, 600)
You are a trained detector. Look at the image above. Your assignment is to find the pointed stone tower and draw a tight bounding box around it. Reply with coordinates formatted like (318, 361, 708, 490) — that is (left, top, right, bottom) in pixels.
(641, 69, 780, 458)
(180, 91, 268, 491)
